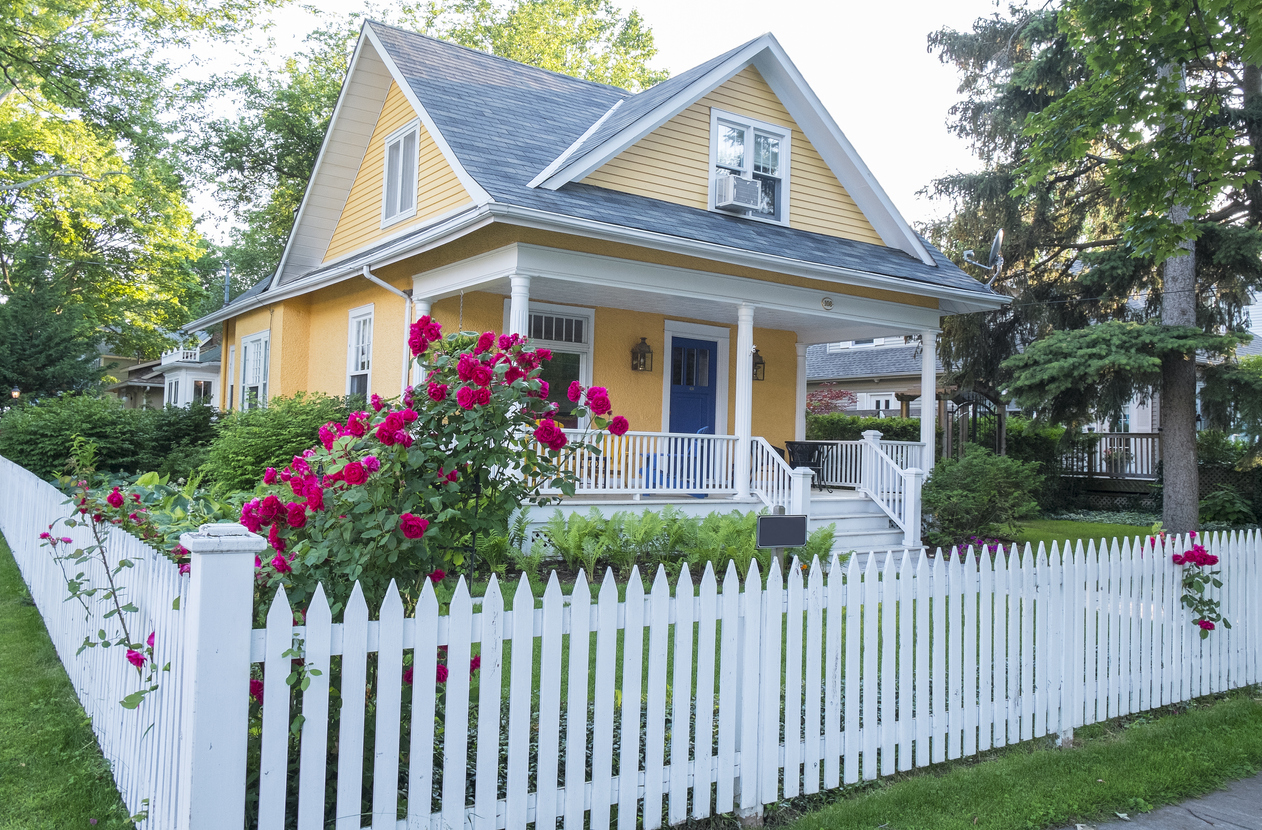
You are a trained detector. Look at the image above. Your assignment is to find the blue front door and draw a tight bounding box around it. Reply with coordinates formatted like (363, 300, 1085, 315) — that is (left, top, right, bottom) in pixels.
(669, 337, 717, 434)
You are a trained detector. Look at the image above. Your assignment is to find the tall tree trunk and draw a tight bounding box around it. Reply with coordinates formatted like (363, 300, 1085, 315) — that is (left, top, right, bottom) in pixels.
(1161, 202, 1198, 533)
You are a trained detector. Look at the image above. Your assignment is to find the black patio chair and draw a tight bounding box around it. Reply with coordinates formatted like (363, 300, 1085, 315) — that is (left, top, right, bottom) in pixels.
(784, 441, 831, 492)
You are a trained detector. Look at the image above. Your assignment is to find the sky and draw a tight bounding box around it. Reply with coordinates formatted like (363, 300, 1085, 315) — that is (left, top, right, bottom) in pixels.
(225, 0, 1001, 227)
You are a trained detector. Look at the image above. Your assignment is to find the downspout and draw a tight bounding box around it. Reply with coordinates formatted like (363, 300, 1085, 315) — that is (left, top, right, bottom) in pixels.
(361, 266, 413, 397)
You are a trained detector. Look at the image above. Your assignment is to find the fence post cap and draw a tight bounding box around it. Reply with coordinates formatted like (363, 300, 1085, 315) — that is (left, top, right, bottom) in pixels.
(861, 429, 883, 442)
(904, 467, 925, 479)
(179, 522, 268, 554)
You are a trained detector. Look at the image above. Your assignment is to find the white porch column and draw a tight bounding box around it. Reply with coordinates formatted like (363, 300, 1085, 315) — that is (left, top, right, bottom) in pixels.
(734, 303, 755, 499)
(795, 342, 808, 441)
(920, 330, 937, 471)
(412, 298, 431, 386)
(509, 274, 531, 336)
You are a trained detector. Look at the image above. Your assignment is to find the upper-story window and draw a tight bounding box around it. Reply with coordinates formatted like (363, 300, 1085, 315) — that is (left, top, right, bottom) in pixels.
(347, 305, 373, 398)
(381, 121, 419, 226)
(709, 108, 791, 223)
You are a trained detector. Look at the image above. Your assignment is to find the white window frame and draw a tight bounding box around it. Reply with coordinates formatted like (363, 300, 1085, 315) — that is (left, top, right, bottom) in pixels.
(346, 304, 374, 398)
(381, 119, 420, 228)
(192, 379, 214, 406)
(707, 107, 792, 226)
(166, 377, 180, 407)
(226, 344, 235, 411)
(659, 319, 731, 435)
(240, 331, 270, 410)
(502, 299, 595, 426)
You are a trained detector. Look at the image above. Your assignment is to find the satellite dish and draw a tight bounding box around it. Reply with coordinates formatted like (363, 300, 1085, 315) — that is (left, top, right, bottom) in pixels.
(961, 228, 1005, 287)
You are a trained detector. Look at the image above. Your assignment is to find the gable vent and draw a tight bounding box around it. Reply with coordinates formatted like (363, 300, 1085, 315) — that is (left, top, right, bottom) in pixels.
(529, 312, 587, 344)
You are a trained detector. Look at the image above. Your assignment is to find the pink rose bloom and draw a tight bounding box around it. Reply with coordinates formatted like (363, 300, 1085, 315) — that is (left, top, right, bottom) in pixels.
(427, 382, 449, 402)
(179, 562, 191, 576)
(240, 499, 263, 534)
(567, 380, 583, 402)
(61, 536, 73, 544)
(409, 323, 429, 356)
(473, 387, 490, 406)
(384, 411, 405, 431)
(271, 552, 292, 573)
(399, 513, 429, 539)
(609, 415, 629, 436)
(424, 321, 442, 341)
(457, 385, 476, 409)
(401, 408, 418, 424)
(363, 455, 381, 473)
(306, 486, 325, 512)
(147, 631, 155, 648)
(370, 394, 384, 412)
(347, 412, 369, 437)
(586, 387, 612, 415)
(394, 430, 413, 448)
(436, 663, 449, 683)
(375, 423, 396, 445)
(258, 494, 283, 525)
(286, 502, 307, 528)
(343, 462, 368, 485)
(535, 347, 552, 362)
(457, 353, 478, 381)
(267, 524, 285, 553)
(498, 333, 517, 350)
(534, 379, 549, 399)
(403, 666, 414, 685)
(250, 678, 264, 704)
(429, 568, 446, 583)
(474, 330, 495, 355)
(472, 364, 494, 387)
(126, 649, 145, 668)
(39, 531, 51, 540)
(318, 423, 337, 450)
(470, 655, 482, 674)
(106, 488, 124, 508)
(263, 467, 278, 484)
(534, 418, 568, 451)
(504, 366, 525, 384)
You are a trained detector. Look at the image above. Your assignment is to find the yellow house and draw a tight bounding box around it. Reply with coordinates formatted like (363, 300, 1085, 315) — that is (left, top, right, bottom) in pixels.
(189, 23, 1005, 549)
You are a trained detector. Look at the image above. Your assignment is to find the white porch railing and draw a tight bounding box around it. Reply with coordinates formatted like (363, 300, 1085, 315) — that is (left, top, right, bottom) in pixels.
(542, 430, 740, 496)
(160, 348, 200, 365)
(815, 440, 924, 488)
(859, 431, 924, 547)
(750, 437, 794, 511)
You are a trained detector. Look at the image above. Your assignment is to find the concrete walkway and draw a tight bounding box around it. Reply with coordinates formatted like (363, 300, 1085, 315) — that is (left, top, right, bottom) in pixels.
(1060, 771, 1262, 829)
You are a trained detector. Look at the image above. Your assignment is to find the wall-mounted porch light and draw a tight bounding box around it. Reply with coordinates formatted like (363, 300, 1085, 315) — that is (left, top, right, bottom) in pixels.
(631, 337, 653, 372)
(752, 348, 766, 381)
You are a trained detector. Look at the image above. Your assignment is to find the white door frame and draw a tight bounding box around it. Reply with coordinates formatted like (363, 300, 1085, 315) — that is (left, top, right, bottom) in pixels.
(660, 319, 730, 434)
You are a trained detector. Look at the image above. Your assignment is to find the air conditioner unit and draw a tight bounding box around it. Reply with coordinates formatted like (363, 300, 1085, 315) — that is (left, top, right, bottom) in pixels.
(714, 175, 761, 211)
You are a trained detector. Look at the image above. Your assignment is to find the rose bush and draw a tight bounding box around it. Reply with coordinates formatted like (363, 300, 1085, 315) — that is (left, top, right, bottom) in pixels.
(243, 319, 628, 615)
(1171, 531, 1231, 637)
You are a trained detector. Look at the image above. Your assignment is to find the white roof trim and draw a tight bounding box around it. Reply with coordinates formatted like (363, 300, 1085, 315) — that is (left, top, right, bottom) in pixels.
(533, 32, 934, 265)
(364, 23, 493, 207)
(527, 99, 624, 188)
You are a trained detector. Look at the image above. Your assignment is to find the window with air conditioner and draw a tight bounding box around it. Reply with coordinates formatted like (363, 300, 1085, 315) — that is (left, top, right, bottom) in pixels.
(347, 305, 373, 398)
(709, 108, 791, 223)
(381, 121, 419, 227)
(240, 331, 270, 410)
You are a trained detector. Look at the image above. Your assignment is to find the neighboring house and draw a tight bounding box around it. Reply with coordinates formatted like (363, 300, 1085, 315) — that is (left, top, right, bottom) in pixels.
(806, 337, 942, 417)
(186, 23, 1005, 549)
(101, 335, 221, 409)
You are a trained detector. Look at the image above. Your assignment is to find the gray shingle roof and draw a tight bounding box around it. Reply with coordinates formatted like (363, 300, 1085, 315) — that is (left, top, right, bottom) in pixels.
(807, 343, 943, 381)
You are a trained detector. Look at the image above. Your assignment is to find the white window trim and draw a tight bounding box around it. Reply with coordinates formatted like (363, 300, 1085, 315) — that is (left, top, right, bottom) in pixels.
(226, 344, 235, 411)
(706, 106, 792, 226)
(501, 299, 595, 425)
(380, 119, 421, 229)
(240, 330, 270, 411)
(660, 319, 731, 435)
(346, 303, 375, 398)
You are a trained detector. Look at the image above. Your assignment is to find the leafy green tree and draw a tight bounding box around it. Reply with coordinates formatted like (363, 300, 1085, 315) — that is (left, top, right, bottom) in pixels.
(193, 0, 668, 287)
(0, 275, 101, 397)
(925, 2, 1262, 531)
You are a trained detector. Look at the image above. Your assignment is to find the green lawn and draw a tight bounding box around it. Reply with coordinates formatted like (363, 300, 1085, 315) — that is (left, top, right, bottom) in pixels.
(785, 689, 1262, 830)
(0, 534, 134, 830)
(1016, 519, 1151, 552)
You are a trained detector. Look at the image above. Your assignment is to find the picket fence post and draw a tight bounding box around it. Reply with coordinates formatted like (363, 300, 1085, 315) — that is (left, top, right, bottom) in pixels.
(175, 522, 267, 830)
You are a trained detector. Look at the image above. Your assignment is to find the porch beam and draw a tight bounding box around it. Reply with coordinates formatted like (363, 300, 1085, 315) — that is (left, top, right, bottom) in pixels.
(509, 274, 530, 336)
(920, 330, 937, 471)
(795, 342, 808, 441)
(735, 303, 755, 499)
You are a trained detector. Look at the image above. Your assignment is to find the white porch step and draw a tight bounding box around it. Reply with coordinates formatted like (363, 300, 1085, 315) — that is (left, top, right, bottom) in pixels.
(805, 489, 907, 557)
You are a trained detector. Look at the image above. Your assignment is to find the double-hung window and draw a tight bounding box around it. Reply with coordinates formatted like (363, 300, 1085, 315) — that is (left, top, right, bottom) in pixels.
(193, 380, 213, 405)
(507, 301, 594, 429)
(166, 378, 180, 407)
(381, 121, 419, 226)
(709, 108, 791, 223)
(240, 331, 270, 410)
(347, 305, 373, 398)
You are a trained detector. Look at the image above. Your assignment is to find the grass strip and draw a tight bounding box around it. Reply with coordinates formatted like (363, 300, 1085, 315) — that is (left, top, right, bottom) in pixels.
(0, 533, 134, 830)
(1016, 519, 1151, 551)
(781, 689, 1262, 830)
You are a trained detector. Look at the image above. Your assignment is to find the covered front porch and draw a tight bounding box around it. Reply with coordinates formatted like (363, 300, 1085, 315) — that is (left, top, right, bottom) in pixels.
(406, 242, 959, 548)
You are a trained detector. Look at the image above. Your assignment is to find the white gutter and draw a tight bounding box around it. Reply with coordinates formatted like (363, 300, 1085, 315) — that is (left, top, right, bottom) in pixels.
(360, 265, 413, 397)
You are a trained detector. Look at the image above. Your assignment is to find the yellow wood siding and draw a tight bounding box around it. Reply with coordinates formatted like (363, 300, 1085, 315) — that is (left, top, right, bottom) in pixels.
(582, 66, 883, 246)
(323, 82, 474, 263)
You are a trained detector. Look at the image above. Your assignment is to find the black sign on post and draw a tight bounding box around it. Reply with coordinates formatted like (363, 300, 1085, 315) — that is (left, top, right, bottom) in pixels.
(756, 515, 808, 549)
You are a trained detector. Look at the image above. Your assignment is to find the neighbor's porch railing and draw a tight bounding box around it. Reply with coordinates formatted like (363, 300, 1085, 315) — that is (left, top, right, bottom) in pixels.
(1061, 432, 1161, 480)
(542, 430, 741, 496)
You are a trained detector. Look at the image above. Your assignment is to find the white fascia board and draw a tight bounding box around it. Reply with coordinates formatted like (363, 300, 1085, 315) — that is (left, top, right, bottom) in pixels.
(514, 244, 942, 331)
(535, 35, 776, 190)
(751, 38, 934, 265)
(486, 203, 1007, 313)
(363, 23, 493, 207)
(271, 26, 378, 289)
(527, 99, 624, 188)
(411, 245, 521, 300)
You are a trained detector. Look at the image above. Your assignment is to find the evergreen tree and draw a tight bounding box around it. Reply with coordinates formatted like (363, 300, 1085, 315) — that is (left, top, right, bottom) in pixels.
(0, 275, 101, 397)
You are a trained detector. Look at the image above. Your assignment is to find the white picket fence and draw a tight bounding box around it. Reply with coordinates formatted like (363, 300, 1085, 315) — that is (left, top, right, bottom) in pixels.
(0, 455, 190, 828)
(3, 446, 1261, 830)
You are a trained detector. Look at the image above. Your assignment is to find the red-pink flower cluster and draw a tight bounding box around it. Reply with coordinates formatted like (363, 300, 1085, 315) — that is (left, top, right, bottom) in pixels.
(408, 315, 444, 356)
(533, 418, 568, 451)
(1172, 544, 1218, 567)
(1198, 619, 1216, 631)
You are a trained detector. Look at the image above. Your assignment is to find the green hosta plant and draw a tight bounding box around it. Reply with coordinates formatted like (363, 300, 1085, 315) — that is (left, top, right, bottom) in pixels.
(242, 321, 629, 617)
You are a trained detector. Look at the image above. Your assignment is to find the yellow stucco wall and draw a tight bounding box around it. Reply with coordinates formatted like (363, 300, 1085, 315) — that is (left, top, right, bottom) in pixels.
(581, 65, 884, 246)
(322, 81, 474, 263)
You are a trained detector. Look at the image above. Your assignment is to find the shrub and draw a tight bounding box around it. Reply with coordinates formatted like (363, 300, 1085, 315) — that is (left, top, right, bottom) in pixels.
(806, 413, 921, 442)
(1199, 486, 1256, 526)
(200, 393, 353, 491)
(922, 444, 1043, 547)
(1198, 430, 1249, 468)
